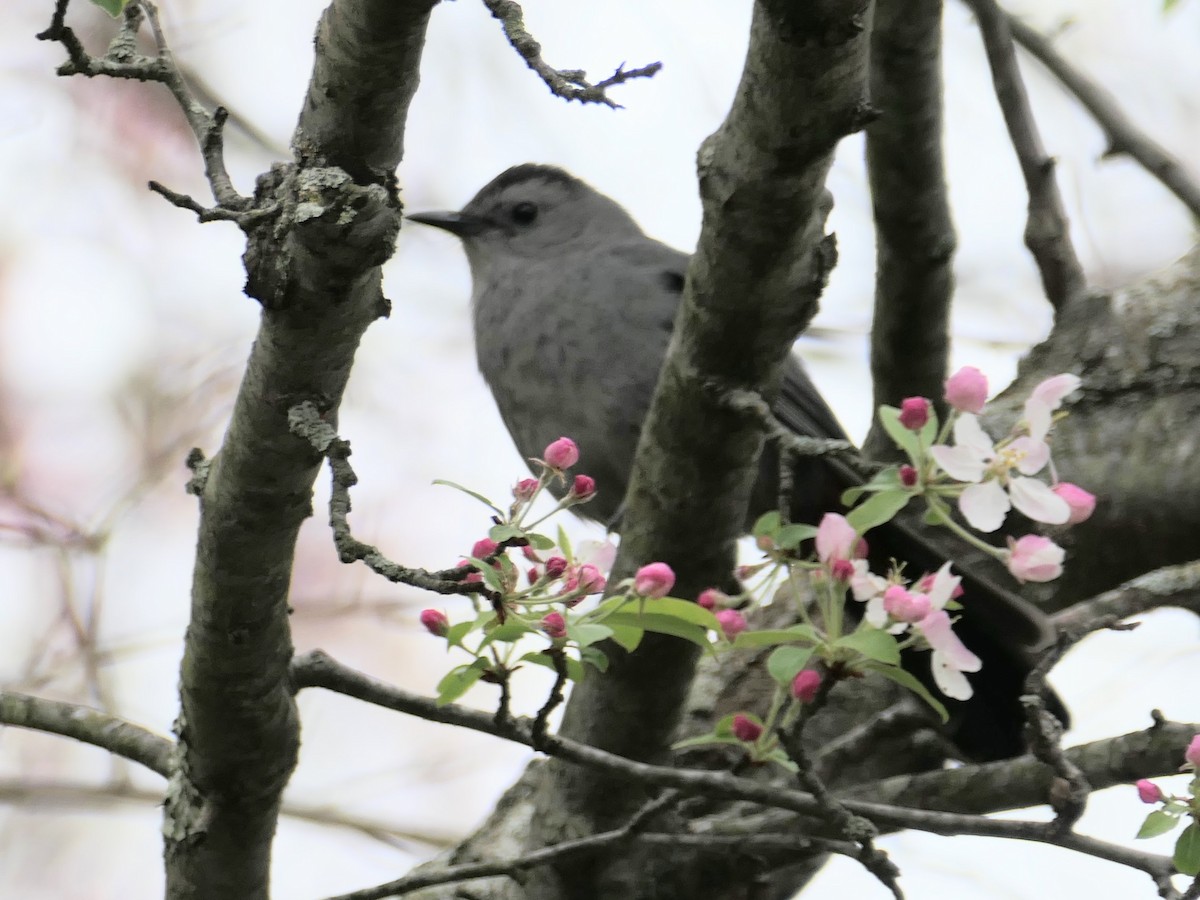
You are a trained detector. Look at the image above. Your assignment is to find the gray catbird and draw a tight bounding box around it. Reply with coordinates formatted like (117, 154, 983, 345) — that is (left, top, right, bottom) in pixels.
(410, 163, 1064, 760)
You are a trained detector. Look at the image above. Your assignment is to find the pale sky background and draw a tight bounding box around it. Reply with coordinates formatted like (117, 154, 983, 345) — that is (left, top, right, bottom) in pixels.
(2, 1, 1199, 898)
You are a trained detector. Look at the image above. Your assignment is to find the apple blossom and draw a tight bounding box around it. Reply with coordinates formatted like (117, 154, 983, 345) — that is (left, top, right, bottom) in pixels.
(634, 562, 676, 598)
(419, 609, 449, 637)
(791, 670, 822, 703)
(731, 714, 762, 742)
(472, 537, 499, 559)
(543, 436, 580, 470)
(1052, 482, 1096, 525)
(514, 477, 539, 501)
(716, 609, 748, 640)
(1025, 373, 1081, 442)
(883, 585, 932, 623)
(899, 464, 919, 487)
(919, 609, 982, 699)
(899, 396, 931, 430)
(1007, 534, 1065, 583)
(697, 588, 725, 610)
(1186, 734, 1200, 769)
(1136, 779, 1164, 804)
(816, 513, 859, 568)
(541, 611, 567, 639)
(570, 474, 596, 501)
(945, 366, 989, 414)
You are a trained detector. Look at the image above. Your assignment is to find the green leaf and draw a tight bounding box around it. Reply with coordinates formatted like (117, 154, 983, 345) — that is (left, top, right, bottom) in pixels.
(766, 646, 815, 686)
(444, 621, 473, 649)
(465, 556, 506, 594)
(479, 618, 534, 647)
(90, 0, 130, 15)
(520, 651, 585, 682)
(556, 525, 573, 561)
(1175, 823, 1200, 875)
(673, 732, 746, 751)
(638, 597, 722, 630)
(752, 510, 781, 538)
(878, 406, 921, 461)
(435, 660, 487, 705)
(432, 479, 504, 516)
(836, 629, 901, 666)
(1137, 809, 1181, 840)
(733, 625, 820, 650)
(488, 523, 524, 543)
(846, 489, 911, 534)
(841, 467, 905, 506)
(865, 662, 949, 721)
(526, 532, 557, 551)
(776, 523, 818, 550)
(606, 621, 645, 652)
(604, 612, 711, 649)
(579, 646, 609, 673)
(1164, 0, 1181, 12)
(567, 622, 614, 648)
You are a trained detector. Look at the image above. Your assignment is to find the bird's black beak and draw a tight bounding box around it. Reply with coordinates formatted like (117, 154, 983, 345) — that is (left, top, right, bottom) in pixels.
(406, 210, 487, 237)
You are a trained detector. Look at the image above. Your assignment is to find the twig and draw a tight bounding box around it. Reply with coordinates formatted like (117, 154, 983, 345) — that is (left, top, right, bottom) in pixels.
(481, 0, 661, 108)
(286, 402, 492, 598)
(961, 0, 1088, 314)
(531, 648, 569, 751)
(1005, 12, 1200, 221)
(37, 0, 258, 223)
(1051, 560, 1200, 634)
(324, 791, 679, 900)
(0, 690, 172, 776)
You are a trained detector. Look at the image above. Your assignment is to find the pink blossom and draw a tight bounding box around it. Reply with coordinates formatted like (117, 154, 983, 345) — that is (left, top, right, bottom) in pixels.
(731, 713, 762, 742)
(716, 609, 748, 640)
(830, 559, 855, 582)
(528, 567, 540, 585)
(541, 611, 567, 639)
(791, 670, 822, 703)
(899, 396, 931, 430)
(543, 436, 580, 470)
(1025, 374, 1082, 442)
(918, 609, 982, 700)
(816, 513, 859, 567)
(697, 588, 725, 610)
(634, 562, 675, 598)
(1007, 535, 1065, 583)
(1136, 779, 1164, 804)
(572, 563, 606, 594)
(544, 556, 568, 579)
(514, 477, 539, 501)
(1186, 734, 1200, 769)
(883, 585, 932, 623)
(930, 414, 1069, 532)
(472, 538, 499, 559)
(419, 609, 449, 637)
(1052, 482, 1096, 525)
(945, 366, 989, 414)
(899, 464, 919, 487)
(570, 474, 596, 501)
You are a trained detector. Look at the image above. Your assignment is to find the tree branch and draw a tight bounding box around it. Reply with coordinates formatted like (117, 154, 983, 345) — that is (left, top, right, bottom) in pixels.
(1052, 560, 1200, 639)
(0, 690, 172, 777)
(961, 0, 1088, 314)
(1005, 12, 1200, 222)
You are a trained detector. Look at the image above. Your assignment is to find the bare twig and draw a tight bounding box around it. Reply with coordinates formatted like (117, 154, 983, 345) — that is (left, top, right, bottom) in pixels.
(531, 648, 569, 751)
(0, 690, 172, 776)
(38, 0, 256, 222)
(481, 0, 661, 108)
(962, 0, 1088, 314)
(287, 402, 491, 598)
(324, 791, 679, 900)
(1006, 12, 1200, 221)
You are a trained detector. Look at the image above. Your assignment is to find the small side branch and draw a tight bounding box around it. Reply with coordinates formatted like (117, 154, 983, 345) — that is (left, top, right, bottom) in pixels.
(481, 0, 661, 108)
(287, 402, 490, 597)
(1006, 13, 1200, 222)
(1052, 560, 1200, 634)
(0, 690, 173, 777)
(962, 0, 1088, 314)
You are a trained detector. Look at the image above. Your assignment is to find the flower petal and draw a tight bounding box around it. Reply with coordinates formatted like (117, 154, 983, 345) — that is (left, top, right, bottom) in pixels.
(920, 610, 982, 672)
(1009, 436, 1050, 475)
(925, 561, 961, 611)
(816, 513, 857, 563)
(959, 480, 1010, 532)
(953, 414, 996, 458)
(930, 445, 986, 482)
(932, 653, 975, 700)
(1010, 477, 1071, 524)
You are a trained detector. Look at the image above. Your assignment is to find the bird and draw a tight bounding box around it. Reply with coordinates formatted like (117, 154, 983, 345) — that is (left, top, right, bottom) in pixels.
(408, 163, 1064, 760)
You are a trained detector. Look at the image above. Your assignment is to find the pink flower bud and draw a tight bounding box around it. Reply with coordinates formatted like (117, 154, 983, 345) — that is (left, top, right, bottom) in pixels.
(575, 563, 606, 594)
(883, 585, 932, 623)
(899, 397, 931, 430)
(543, 436, 579, 470)
(634, 562, 675, 598)
(791, 669, 822, 703)
(830, 559, 855, 582)
(570, 474, 597, 500)
(1052, 482, 1096, 525)
(472, 538, 499, 559)
(419, 609, 449, 637)
(514, 477, 539, 501)
(1136, 779, 1164, 804)
(1006, 534, 1065, 583)
(944, 366, 989, 414)
(544, 556, 568, 579)
(457, 559, 483, 584)
(696, 588, 725, 610)
(716, 609, 748, 640)
(541, 611, 567, 639)
(899, 464, 919, 487)
(731, 713, 762, 743)
(528, 567, 540, 585)
(1186, 734, 1200, 769)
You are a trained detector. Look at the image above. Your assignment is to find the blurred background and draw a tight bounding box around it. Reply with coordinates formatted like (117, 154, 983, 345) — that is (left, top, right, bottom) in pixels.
(2, 0, 1199, 896)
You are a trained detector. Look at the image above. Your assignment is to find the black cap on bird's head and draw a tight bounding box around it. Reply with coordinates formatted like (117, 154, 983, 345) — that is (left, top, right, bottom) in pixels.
(406, 164, 644, 260)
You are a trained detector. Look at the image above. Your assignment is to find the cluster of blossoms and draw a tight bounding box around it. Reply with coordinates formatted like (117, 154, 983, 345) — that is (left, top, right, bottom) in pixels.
(898, 367, 1095, 583)
(1133, 734, 1200, 876)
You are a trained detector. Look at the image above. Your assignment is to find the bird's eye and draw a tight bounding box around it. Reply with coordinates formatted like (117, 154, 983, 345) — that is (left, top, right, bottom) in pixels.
(511, 202, 538, 225)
